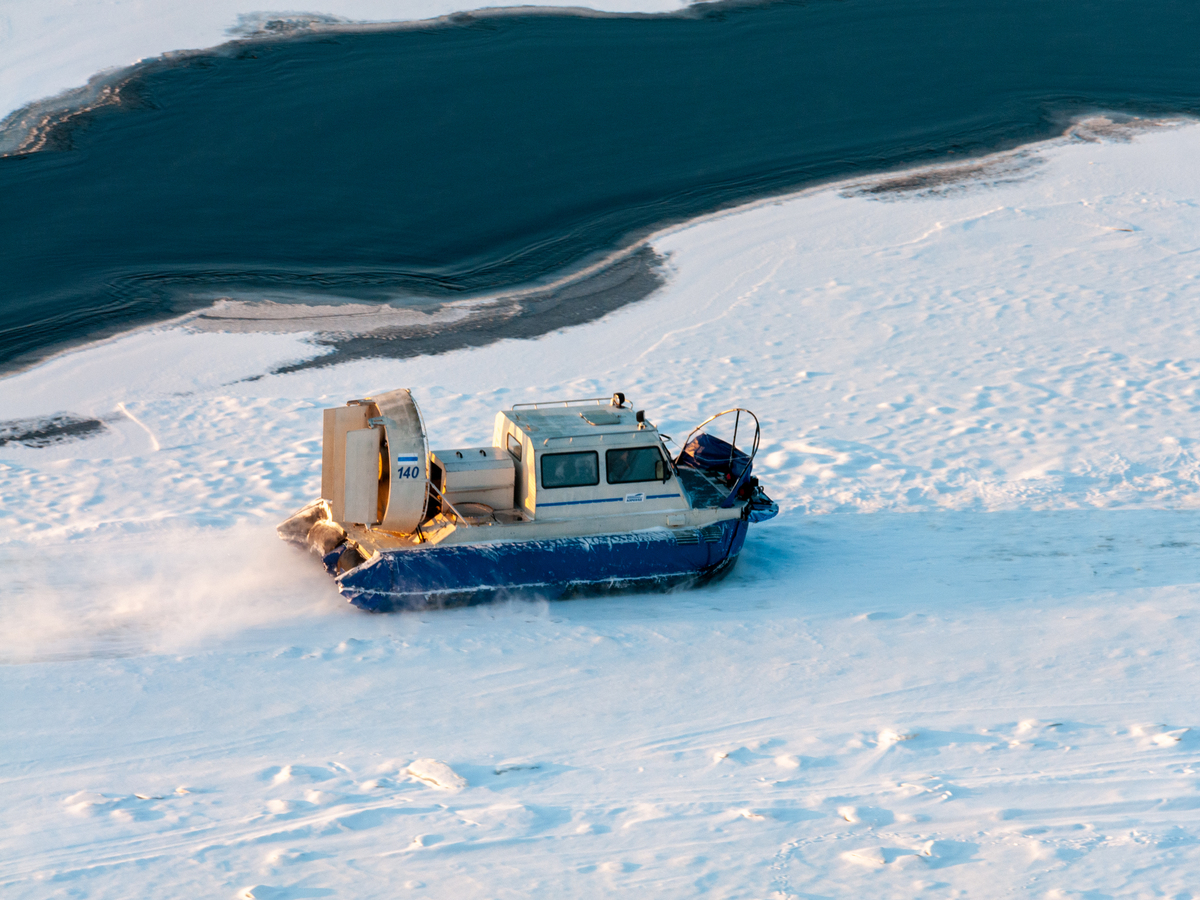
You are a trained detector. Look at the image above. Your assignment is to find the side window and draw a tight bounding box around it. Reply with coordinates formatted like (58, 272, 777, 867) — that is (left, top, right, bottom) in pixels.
(541, 451, 599, 488)
(506, 432, 523, 461)
(606, 447, 665, 484)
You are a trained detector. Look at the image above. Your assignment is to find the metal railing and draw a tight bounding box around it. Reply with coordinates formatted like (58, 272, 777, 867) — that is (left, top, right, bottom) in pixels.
(676, 407, 762, 508)
(426, 479, 472, 528)
(512, 392, 628, 410)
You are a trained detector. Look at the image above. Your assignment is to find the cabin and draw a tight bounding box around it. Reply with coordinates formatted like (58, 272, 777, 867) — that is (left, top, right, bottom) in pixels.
(320, 391, 693, 542)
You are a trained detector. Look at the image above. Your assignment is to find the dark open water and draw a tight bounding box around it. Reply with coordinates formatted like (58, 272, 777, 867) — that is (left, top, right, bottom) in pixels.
(3, 0, 1200, 368)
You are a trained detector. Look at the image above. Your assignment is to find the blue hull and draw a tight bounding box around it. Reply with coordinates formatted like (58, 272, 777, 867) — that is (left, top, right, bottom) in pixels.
(328, 518, 749, 612)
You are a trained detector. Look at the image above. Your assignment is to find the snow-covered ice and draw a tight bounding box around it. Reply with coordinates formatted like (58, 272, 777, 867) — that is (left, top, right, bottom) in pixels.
(5, 120, 1200, 896)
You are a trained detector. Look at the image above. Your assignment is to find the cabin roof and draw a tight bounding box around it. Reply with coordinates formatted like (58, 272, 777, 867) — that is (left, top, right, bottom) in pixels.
(500, 406, 652, 440)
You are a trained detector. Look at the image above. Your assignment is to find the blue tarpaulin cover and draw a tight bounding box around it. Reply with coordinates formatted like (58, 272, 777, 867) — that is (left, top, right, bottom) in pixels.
(676, 432, 759, 510)
(676, 433, 751, 479)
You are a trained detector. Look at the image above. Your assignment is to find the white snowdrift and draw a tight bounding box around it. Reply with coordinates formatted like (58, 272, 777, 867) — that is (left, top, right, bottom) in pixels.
(406, 759, 469, 791)
(4, 120, 1200, 897)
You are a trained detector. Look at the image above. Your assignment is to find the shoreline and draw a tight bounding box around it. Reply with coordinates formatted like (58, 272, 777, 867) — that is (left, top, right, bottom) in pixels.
(0, 1, 739, 156)
(0, 113, 1187, 382)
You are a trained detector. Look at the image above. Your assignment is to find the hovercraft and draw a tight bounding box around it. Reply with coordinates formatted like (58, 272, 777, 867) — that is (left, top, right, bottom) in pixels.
(278, 390, 778, 611)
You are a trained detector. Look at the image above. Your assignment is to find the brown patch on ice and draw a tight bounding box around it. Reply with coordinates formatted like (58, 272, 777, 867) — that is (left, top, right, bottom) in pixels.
(185, 298, 474, 336)
(183, 245, 667, 374)
(841, 153, 1044, 201)
(1065, 114, 1186, 143)
(842, 115, 1190, 201)
(0, 414, 106, 448)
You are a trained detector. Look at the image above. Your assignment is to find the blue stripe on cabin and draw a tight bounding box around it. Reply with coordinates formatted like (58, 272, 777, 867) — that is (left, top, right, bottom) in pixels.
(538, 497, 624, 507)
(537, 492, 682, 508)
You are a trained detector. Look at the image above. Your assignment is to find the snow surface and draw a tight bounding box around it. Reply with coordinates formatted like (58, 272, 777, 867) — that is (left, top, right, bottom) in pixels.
(0, 0, 688, 123)
(5, 121, 1200, 897)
